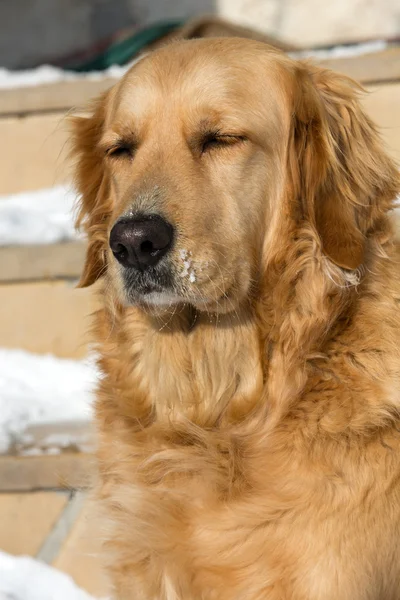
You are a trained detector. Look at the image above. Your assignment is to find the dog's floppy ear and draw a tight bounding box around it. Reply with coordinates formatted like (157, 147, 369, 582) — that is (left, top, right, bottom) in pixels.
(289, 65, 399, 270)
(70, 93, 111, 287)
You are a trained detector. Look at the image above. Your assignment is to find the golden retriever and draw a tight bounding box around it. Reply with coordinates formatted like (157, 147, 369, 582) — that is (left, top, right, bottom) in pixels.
(71, 38, 400, 599)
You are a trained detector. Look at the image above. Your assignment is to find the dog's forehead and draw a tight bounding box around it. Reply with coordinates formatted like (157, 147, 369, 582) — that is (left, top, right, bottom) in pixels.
(109, 40, 287, 128)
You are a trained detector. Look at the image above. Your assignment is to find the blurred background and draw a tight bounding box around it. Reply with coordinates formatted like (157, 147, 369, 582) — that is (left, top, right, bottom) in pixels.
(0, 2, 399, 599)
(2, 0, 400, 69)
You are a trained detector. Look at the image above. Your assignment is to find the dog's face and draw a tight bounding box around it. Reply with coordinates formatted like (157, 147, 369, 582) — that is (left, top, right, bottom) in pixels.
(73, 40, 292, 312)
(99, 41, 289, 312)
(72, 39, 398, 314)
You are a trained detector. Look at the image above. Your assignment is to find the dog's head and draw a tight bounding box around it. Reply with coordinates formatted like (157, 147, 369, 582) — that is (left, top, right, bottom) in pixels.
(71, 39, 399, 314)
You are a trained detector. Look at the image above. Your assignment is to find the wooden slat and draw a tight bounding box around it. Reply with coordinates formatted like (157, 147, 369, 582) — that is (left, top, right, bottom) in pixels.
(0, 491, 68, 556)
(318, 46, 400, 84)
(363, 82, 400, 161)
(0, 112, 70, 194)
(0, 453, 94, 492)
(0, 78, 115, 117)
(53, 498, 110, 597)
(37, 492, 86, 564)
(15, 421, 94, 456)
(0, 279, 97, 358)
(0, 242, 85, 282)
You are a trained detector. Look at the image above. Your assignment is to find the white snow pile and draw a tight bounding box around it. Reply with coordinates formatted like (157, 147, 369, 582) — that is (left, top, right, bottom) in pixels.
(0, 63, 127, 90)
(291, 39, 387, 60)
(0, 551, 97, 600)
(0, 348, 97, 454)
(0, 55, 146, 90)
(0, 185, 81, 246)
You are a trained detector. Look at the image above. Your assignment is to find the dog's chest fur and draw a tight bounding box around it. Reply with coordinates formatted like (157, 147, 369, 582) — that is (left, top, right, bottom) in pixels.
(94, 268, 400, 600)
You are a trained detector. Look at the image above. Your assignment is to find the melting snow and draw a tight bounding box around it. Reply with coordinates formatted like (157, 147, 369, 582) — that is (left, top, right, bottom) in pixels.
(179, 248, 196, 282)
(0, 348, 97, 454)
(0, 55, 146, 90)
(290, 39, 387, 60)
(0, 185, 81, 246)
(0, 551, 98, 600)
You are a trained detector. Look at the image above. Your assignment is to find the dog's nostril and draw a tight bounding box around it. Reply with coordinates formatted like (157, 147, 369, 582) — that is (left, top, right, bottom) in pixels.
(114, 243, 127, 256)
(110, 241, 128, 263)
(141, 240, 154, 254)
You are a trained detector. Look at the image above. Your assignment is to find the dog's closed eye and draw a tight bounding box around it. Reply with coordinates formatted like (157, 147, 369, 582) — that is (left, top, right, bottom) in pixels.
(201, 133, 246, 154)
(106, 141, 135, 160)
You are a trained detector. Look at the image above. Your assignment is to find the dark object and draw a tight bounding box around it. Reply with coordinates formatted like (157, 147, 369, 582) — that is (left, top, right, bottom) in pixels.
(110, 216, 174, 270)
(63, 15, 297, 72)
(65, 21, 183, 72)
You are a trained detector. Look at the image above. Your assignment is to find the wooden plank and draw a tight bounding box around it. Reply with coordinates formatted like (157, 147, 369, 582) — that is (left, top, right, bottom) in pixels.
(318, 46, 400, 84)
(363, 82, 400, 162)
(0, 112, 70, 194)
(53, 497, 110, 597)
(37, 492, 87, 564)
(0, 279, 98, 358)
(15, 421, 94, 456)
(0, 491, 68, 555)
(0, 453, 94, 492)
(0, 242, 85, 283)
(0, 78, 115, 117)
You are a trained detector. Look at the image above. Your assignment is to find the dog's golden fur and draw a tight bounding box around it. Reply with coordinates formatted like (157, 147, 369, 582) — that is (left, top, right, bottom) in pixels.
(71, 39, 400, 599)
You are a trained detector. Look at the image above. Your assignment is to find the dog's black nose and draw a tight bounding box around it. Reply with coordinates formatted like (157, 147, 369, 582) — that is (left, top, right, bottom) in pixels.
(109, 216, 173, 270)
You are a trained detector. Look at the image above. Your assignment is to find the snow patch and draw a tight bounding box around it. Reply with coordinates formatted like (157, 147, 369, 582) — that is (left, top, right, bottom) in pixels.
(179, 249, 196, 283)
(0, 55, 146, 89)
(0, 348, 97, 454)
(0, 64, 126, 90)
(0, 184, 80, 246)
(0, 551, 98, 600)
(290, 39, 387, 61)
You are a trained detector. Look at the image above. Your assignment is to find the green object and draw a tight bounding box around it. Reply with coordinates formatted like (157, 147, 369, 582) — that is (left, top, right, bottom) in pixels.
(68, 20, 183, 72)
